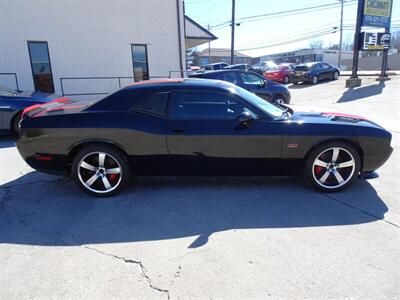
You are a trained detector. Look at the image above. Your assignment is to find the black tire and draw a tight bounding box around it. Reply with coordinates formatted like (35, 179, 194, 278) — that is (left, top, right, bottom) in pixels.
(283, 75, 289, 84)
(304, 141, 361, 193)
(333, 71, 339, 80)
(12, 112, 22, 136)
(272, 95, 287, 105)
(311, 75, 318, 85)
(71, 144, 131, 197)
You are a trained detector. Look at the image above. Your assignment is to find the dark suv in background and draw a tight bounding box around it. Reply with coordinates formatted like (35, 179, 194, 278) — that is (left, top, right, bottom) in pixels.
(292, 62, 339, 85)
(190, 69, 291, 105)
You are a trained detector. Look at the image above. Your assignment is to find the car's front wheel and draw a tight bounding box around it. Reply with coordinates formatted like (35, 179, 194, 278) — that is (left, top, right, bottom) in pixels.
(304, 141, 361, 192)
(333, 71, 339, 80)
(272, 95, 287, 105)
(72, 144, 131, 197)
(311, 75, 318, 85)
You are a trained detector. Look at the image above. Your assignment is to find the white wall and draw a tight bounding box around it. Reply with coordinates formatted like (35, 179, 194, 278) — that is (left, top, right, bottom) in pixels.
(323, 51, 353, 69)
(0, 0, 185, 95)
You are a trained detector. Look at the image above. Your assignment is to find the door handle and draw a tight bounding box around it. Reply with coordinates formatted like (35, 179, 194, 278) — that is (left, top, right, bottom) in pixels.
(173, 128, 186, 133)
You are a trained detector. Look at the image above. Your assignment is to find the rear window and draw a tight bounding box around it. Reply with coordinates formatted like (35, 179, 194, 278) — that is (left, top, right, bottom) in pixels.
(133, 92, 168, 116)
(295, 65, 309, 71)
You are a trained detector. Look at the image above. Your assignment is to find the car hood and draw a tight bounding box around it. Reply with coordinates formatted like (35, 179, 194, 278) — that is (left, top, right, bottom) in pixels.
(287, 111, 383, 129)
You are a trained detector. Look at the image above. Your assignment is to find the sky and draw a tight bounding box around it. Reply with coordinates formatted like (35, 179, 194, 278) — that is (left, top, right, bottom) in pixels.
(185, 0, 400, 57)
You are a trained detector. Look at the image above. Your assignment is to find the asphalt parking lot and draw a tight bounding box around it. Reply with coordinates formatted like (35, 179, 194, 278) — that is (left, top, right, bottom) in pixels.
(1, 76, 399, 299)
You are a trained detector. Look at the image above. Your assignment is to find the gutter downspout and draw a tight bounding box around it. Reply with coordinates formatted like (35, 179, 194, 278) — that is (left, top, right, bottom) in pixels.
(176, 0, 184, 77)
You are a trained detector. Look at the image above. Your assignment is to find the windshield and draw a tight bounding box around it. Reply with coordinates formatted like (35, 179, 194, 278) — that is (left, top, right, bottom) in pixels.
(0, 84, 17, 96)
(233, 85, 284, 118)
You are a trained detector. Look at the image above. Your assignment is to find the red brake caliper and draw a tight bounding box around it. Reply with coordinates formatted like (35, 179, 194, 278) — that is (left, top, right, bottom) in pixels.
(314, 166, 323, 174)
(109, 174, 119, 182)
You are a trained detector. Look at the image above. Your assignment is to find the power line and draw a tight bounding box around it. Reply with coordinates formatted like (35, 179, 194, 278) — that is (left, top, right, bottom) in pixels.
(209, 0, 357, 29)
(236, 24, 400, 52)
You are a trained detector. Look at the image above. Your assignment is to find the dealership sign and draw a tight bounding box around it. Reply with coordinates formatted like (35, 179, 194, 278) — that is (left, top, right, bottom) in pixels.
(361, 32, 391, 50)
(362, 0, 393, 28)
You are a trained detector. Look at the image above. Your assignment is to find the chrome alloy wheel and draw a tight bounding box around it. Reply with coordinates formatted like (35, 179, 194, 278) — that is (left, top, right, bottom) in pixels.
(312, 147, 355, 189)
(274, 98, 285, 105)
(333, 71, 339, 80)
(77, 152, 122, 194)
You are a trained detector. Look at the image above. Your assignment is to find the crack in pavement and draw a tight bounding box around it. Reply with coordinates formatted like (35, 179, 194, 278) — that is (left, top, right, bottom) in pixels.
(322, 193, 400, 229)
(83, 245, 179, 300)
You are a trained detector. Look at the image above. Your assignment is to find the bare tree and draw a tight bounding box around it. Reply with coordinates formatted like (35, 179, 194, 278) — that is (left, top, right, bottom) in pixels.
(309, 39, 324, 49)
(390, 30, 400, 51)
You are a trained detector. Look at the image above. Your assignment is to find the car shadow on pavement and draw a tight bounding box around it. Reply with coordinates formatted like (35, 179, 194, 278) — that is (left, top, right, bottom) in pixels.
(0, 135, 16, 149)
(338, 81, 385, 103)
(0, 171, 388, 248)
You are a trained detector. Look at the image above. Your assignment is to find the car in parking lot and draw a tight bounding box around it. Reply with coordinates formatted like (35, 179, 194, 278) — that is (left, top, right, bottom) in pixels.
(0, 84, 57, 135)
(292, 62, 339, 85)
(17, 79, 392, 197)
(223, 64, 264, 75)
(190, 69, 291, 105)
(263, 62, 295, 84)
(204, 62, 229, 71)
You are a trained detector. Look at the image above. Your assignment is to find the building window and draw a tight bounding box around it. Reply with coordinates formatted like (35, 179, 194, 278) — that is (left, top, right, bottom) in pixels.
(200, 57, 209, 66)
(131, 44, 149, 82)
(27, 41, 54, 93)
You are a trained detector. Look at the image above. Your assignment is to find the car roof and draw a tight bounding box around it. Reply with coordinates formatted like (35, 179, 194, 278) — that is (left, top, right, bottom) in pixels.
(122, 78, 235, 91)
(194, 69, 252, 74)
(207, 62, 229, 66)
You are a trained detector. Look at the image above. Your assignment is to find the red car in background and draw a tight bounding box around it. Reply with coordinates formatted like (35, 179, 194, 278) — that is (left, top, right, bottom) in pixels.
(263, 62, 295, 84)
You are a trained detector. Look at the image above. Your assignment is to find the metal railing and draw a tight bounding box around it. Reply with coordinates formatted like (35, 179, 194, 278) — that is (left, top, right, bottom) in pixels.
(60, 75, 168, 97)
(0, 73, 19, 90)
(60, 76, 135, 97)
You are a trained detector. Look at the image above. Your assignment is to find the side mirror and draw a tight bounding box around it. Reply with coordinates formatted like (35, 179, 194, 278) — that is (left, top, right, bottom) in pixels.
(237, 111, 255, 124)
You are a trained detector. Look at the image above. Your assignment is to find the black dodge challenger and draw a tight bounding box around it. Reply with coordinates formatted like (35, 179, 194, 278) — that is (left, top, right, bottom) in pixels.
(17, 79, 392, 197)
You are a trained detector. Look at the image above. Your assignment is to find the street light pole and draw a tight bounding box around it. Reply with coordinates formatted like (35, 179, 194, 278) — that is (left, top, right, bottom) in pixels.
(345, 0, 364, 88)
(338, 0, 344, 69)
(208, 24, 211, 64)
(230, 0, 235, 65)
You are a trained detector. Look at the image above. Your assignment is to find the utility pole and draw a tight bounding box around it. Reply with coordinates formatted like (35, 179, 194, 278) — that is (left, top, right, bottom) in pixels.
(338, 0, 344, 70)
(208, 24, 211, 64)
(230, 0, 235, 65)
(346, 0, 364, 88)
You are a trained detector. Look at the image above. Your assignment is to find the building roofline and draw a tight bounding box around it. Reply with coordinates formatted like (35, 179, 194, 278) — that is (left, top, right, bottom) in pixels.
(184, 15, 217, 40)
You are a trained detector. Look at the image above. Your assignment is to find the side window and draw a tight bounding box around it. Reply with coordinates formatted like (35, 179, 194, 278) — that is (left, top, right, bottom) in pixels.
(170, 92, 246, 120)
(133, 92, 168, 116)
(240, 73, 263, 85)
(217, 73, 238, 84)
(322, 63, 330, 69)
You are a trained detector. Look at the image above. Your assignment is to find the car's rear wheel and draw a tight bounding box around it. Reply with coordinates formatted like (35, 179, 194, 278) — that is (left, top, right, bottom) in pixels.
(304, 141, 361, 192)
(283, 75, 289, 84)
(12, 112, 22, 136)
(72, 145, 131, 197)
(311, 75, 318, 85)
